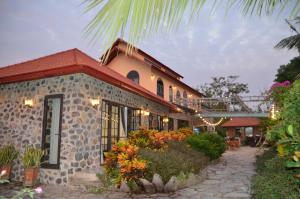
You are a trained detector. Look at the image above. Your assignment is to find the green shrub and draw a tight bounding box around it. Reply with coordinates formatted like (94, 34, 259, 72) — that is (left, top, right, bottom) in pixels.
(139, 141, 209, 183)
(22, 147, 44, 168)
(252, 148, 300, 199)
(0, 145, 18, 166)
(186, 133, 226, 160)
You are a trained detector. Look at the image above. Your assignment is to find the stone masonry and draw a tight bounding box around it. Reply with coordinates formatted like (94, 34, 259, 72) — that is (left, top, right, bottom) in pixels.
(0, 73, 169, 184)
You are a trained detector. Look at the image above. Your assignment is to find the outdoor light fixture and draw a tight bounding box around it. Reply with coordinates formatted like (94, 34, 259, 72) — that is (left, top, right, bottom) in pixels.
(188, 94, 193, 98)
(90, 98, 100, 107)
(141, 110, 150, 116)
(270, 104, 276, 120)
(173, 86, 177, 90)
(24, 99, 33, 107)
(163, 117, 169, 123)
(150, 74, 155, 80)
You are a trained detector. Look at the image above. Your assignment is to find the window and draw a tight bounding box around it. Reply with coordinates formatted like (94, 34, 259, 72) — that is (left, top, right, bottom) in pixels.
(127, 108, 141, 132)
(183, 91, 188, 106)
(149, 113, 163, 131)
(245, 127, 253, 137)
(101, 101, 141, 163)
(41, 94, 63, 169)
(168, 118, 174, 131)
(176, 90, 181, 104)
(178, 120, 189, 129)
(127, 70, 139, 84)
(157, 79, 164, 98)
(101, 101, 120, 154)
(169, 86, 173, 102)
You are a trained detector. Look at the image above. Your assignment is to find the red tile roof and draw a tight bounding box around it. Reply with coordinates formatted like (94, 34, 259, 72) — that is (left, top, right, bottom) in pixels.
(222, 118, 261, 127)
(0, 48, 177, 111)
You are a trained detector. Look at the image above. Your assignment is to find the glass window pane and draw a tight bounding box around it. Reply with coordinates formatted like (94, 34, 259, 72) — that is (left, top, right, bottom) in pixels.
(42, 95, 62, 167)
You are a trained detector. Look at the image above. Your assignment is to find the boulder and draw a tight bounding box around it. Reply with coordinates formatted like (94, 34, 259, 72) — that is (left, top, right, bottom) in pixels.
(164, 176, 178, 193)
(120, 181, 130, 193)
(152, 173, 164, 192)
(139, 178, 155, 194)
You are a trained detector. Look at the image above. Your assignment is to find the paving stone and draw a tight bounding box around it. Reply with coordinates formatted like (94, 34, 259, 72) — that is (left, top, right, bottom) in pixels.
(0, 147, 257, 199)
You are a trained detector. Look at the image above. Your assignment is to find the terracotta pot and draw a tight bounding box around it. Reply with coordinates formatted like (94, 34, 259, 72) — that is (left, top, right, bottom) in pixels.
(24, 167, 40, 186)
(1, 164, 12, 180)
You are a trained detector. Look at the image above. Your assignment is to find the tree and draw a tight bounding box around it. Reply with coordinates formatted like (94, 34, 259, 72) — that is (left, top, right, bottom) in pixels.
(275, 17, 300, 53)
(274, 56, 300, 82)
(84, 0, 300, 59)
(199, 75, 249, 98)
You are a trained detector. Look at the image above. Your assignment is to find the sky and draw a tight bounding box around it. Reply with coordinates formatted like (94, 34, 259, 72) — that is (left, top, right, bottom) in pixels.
(0, 0, 298, 95)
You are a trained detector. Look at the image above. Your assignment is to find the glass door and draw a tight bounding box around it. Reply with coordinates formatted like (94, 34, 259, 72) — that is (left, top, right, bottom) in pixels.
(101, 101, 120, 154)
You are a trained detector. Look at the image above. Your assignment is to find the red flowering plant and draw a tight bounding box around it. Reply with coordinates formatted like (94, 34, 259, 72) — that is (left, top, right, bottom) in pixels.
(269, 80, 291, 108)
(128, 128, 193, 150)
(104, 141, 147, 185)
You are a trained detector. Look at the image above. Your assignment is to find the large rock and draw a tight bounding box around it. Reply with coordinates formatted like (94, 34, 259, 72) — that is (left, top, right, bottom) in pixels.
(152, 173, 164, 192)
(139, 178, 155, 193)
(120, 181, 130, 193)
(164, 176, 178, 193)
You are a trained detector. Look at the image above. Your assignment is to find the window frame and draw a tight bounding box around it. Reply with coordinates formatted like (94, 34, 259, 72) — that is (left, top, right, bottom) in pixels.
(127, 70, 140, 84)
(157, 79, 164, 98)
(41, 94, 64, 169)
(169, 86, 173, 102)
(101, 100, 141, 152)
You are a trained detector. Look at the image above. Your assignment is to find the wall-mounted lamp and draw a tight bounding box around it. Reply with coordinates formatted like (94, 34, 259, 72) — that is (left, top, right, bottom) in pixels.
(141, 110, 150, 116)
(24, 99, 33, 107)
(163, 117, 169, 123)
(90, 98, 100, 107)
(173, 86, 177, 90)
(188, 94, 193, 98)
(150, 74, 155, 80)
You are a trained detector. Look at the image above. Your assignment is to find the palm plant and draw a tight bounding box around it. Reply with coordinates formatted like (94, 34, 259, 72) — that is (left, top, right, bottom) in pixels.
(83, 0, 300, 60)
(275, 17, 300, 53)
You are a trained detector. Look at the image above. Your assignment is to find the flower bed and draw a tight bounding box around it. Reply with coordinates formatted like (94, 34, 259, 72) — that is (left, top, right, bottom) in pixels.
(100, 128, 225, 193)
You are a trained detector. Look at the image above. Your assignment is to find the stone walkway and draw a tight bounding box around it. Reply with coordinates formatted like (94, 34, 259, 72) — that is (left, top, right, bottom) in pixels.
(0, 147, 258, 199)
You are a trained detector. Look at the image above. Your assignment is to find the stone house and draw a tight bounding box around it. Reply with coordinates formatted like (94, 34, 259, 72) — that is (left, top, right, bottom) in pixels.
(0, 40, 204, 184)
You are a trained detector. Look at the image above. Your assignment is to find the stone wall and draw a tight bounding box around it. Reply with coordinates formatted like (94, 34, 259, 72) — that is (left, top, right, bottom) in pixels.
(0, 73, 169, 184)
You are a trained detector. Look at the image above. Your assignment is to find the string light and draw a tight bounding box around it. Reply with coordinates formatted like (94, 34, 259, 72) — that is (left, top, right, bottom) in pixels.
(199, 116, 224, 127)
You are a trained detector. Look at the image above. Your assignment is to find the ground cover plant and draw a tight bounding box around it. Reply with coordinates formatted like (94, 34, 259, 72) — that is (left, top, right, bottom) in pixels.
(251, 148, 300, 199)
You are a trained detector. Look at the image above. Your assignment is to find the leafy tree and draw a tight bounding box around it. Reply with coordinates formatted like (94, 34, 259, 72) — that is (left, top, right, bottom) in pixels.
(274, 56, 300, 82)
(199, 75, 249, 98)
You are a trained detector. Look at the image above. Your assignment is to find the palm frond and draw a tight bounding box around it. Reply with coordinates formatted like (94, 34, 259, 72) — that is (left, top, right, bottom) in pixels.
(275, 34, 300, 50)
(83, 0, 300, 60)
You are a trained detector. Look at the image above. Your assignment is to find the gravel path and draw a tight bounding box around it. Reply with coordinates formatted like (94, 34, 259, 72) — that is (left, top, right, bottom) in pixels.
(0, 147, 258, 199)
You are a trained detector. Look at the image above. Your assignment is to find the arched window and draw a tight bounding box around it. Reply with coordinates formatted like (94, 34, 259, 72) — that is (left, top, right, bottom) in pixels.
(127, 70, 139, 84)
(169, 86, 173, 102)
(183, 91, 188, 106)
(157, 79, 164, 98)
(176, 90, 181, 104)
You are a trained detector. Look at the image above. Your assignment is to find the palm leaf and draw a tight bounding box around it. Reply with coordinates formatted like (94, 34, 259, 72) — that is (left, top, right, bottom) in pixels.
(275, 34, 300, 50)
(83, 0, 300, 60)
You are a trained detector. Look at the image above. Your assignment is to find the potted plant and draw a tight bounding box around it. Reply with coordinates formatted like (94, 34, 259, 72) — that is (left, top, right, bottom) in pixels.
(0, 145, 18, 180)
(22, 147, 44, 186)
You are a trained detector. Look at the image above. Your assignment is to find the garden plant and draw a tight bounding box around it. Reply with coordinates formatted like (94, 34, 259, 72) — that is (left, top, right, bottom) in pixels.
(102, 128, 225, 192)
